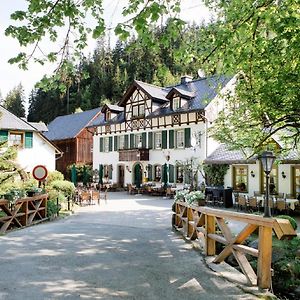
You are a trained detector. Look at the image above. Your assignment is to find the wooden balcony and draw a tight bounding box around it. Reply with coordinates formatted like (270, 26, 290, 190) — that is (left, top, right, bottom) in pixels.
(119, 148, 149, 161)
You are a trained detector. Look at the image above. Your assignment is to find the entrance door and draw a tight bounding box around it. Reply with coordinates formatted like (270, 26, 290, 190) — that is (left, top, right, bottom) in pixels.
(134, 163, 142, 188)
(118, 165, 125, 188)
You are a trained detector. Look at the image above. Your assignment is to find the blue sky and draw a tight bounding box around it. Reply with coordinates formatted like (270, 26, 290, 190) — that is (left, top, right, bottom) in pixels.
(0, 1, 212, 110)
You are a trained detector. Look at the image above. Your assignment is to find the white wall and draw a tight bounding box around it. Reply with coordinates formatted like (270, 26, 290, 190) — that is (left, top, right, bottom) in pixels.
(17, 132, 56, 173)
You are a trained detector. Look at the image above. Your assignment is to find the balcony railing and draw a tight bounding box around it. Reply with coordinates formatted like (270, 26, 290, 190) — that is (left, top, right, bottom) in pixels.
(119, 148, 149, 161)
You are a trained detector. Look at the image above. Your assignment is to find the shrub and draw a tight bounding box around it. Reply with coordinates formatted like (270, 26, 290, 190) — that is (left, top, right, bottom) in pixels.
(47, 180, 75, 198)
(46, 171, 64, 184)
(47, 199, 60, 217)
(276, 215, 298, 230)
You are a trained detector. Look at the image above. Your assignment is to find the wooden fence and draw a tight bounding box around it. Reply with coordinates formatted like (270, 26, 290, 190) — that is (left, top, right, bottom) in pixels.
(0, 194, 48, 234)
(174, 201, 297, 289)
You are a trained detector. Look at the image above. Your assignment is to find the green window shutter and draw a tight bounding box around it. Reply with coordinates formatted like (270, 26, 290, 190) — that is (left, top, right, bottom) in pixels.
(25, 132, 33, 148)
(130, 134, 134, 149)
(148, 164, 153, 181)
(109, 165, 113, 179)
(162, 130, 167, 149)
(124, 135, 129, 149)
(169, 130, 174, 149)
(114, 136, 118, 151)
(184, 128, 191, 148)
(109, 137, 113, 152)
(99, 137, 104, 152)
(0, 130, 8, 143)
(148, 132, 153, 149)
(169, 164, 174, 183)
(142, 132, 147, 148)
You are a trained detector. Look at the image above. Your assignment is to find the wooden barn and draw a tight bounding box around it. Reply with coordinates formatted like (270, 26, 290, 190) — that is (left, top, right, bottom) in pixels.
(44, 108, 102, 176)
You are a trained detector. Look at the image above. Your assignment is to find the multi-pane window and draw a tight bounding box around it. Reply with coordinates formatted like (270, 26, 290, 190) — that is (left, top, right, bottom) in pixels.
(154, 132, 162, 149)
(135, 133, 142, 148)
(132, 104, 145, 118)
(262, 166, 278, 194)
(176, 130, 184, 148)
(293, 167, 300, 198)
(154, 165, 161, 181)
(119, 135, 125, 150)
(233, 166, 248, 192)
(173, 96, 180, 110)
(9, 132, 23, 147)
(104, 137, 109, 152)
(176, 166, 184, 183)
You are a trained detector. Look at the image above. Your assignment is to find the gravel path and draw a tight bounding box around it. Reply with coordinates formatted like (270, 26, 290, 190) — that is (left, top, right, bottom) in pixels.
(0, 192, 258, 299)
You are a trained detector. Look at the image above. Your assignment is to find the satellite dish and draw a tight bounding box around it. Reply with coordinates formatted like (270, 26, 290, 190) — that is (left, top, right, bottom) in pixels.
(198, 69, 206, 78)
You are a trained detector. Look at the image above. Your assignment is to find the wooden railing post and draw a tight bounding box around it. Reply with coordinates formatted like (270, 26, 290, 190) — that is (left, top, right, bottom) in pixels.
(257, 225, 273, 289)
(205, 214, 216, 255)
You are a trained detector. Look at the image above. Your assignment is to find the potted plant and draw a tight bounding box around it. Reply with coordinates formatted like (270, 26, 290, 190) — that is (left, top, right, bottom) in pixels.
(185, 191, 205, 206)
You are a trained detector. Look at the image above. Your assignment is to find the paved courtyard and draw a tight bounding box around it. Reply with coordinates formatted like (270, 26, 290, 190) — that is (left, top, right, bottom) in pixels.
(0, 192, 259, 299)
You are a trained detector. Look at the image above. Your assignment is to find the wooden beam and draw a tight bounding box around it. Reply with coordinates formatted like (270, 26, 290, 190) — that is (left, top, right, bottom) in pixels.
(205, 215, 216, 255)
(257, 226, 272, 289)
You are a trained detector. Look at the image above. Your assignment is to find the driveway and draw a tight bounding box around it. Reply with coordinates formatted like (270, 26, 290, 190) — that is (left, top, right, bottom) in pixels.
(0, 192, 258, 299)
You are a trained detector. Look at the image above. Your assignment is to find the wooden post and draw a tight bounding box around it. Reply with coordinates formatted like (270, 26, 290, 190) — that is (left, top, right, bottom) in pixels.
(257, 226, 273, 289)
(205, 214, 216, 255)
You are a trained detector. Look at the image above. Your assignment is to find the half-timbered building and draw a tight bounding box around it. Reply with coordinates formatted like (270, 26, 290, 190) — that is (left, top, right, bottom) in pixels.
(89, 75, 236, 188)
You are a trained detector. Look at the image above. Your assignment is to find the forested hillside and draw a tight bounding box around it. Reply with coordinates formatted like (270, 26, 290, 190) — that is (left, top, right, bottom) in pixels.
(27, 22, 206, 124)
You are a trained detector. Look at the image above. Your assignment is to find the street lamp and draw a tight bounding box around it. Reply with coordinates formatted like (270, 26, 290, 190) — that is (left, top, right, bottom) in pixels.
(260, 151, 276, 218)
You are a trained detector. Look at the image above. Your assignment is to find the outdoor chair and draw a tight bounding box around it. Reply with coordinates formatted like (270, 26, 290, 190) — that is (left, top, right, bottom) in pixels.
(91, 190, 100, 205)
(237, 195, 248, 211)
(205, 194, 214, 206)
(166, 187, 175, 199)
(80, 191, 91, 206)
(248, 197, 259, 212)
(277, 192, 285, 198)
(276, 198, 288, 215)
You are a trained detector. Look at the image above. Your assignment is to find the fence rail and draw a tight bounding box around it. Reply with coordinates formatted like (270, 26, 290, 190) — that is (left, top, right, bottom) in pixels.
(174, 201, 296, 289)
(0, 194, 48, 234)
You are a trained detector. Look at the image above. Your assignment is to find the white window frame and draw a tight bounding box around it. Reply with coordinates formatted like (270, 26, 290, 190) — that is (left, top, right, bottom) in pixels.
(9, 132, 23, 147)
(104, 137, 109, 153)
(173, 96, 180, 110)
(176, 130, 184, 149)
(119, 135, 125, 150)
(154, 132, 162, 149)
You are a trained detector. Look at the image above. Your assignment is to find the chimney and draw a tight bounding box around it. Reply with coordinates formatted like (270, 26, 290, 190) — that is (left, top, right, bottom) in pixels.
(181, 75, 193, 84)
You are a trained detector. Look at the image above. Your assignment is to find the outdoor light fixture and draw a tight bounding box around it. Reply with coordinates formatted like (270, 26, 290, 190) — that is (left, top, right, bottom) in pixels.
(281, 171, 286, 179)
(126, 165, 132, 173)
(250, 170, 255, 178)
(259, 151, 276, 217)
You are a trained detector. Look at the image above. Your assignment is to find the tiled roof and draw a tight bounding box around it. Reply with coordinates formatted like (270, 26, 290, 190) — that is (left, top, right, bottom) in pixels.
(0, 105, 36, 132)
(135, 80, 170, 103)
(28, 122, 48, 132)
(102, 104, 124, 113)
(204, 144, 257, 164)
(44, 108, 101, 141)
(147, 75, 231, 118)
(166, 86, 195, 99)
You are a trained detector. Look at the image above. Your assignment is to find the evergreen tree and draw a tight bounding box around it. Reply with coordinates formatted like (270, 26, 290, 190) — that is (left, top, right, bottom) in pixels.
(3, 84, 26, 117)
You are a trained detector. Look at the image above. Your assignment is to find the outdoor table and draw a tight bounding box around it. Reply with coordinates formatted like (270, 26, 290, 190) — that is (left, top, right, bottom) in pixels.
(285, 199, 299, 210)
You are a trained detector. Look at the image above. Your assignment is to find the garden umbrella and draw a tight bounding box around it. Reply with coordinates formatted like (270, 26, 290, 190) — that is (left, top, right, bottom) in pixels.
(99, 164, 103, 185)
(135, 164, 141, 188)
(83, 165, 88, 186)
(162, 163, 168, 188)
(71, 164, 77, 186)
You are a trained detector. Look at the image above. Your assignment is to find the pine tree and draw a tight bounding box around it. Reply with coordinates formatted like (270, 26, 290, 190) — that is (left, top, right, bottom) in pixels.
(3, 84, 26, 117)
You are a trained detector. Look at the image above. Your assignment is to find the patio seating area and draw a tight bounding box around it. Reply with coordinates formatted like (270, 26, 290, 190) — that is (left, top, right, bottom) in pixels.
(205, 189, 299, 216)
(126, 182, 190, 198)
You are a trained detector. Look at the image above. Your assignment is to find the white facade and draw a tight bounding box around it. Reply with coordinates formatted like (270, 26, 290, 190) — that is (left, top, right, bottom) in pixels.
(16, 132, 58, 173)
(92, 77, 233, 187)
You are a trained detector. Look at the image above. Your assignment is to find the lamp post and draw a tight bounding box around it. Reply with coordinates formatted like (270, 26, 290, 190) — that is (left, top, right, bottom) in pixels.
(260, 151, 276, 218)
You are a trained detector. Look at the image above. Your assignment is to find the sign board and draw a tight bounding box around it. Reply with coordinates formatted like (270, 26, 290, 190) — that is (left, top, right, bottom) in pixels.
(32, 165, 48, 181)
